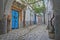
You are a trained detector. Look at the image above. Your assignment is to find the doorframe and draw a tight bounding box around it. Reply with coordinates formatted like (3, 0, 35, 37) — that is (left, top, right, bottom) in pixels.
(11, 5, 22, 30)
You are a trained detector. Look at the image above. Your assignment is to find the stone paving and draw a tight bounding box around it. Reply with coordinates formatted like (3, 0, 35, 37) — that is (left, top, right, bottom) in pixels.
(18, 25, 51, 40)
(0, 25, 53, 40)
(0, 25, 37, 40)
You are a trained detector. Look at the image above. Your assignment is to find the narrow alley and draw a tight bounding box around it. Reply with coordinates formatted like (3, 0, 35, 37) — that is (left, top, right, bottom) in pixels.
(0, 25, 53, 40)
(1, 0, 60, 40)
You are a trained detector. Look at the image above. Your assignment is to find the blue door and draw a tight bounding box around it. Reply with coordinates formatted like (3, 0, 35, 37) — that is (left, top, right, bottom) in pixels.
(34, 14, 36, 24)
(12, 10, 19, 29)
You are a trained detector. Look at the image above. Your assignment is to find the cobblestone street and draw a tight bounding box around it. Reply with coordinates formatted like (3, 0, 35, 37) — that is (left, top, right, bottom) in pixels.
(0, 25, 53, 40)
(18, 25, 51, 40)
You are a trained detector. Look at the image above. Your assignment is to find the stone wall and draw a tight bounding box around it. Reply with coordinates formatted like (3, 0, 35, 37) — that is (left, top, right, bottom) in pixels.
(53, 0, 60, 40)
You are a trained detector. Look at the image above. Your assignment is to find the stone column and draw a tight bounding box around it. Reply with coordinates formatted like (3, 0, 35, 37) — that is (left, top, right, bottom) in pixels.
(53, 0, 60, 40)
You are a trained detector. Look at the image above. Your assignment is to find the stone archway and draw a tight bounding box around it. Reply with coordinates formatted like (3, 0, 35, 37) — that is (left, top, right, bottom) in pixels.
(0, 0, 15, 35)
(4, 0, 15, 33)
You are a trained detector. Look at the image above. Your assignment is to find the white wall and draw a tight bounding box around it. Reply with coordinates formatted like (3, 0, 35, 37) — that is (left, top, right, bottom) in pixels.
(44, 0, 53, 25)
(25, 7, 30, 21)
(25, 6, 35, 26)
(30, 12, 35, 22)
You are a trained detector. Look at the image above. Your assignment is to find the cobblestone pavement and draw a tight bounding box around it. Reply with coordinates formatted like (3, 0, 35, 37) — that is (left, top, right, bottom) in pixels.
(0, 25, 53, 40)
(18, 25, 51, 40)
(0, 25, 37, 40)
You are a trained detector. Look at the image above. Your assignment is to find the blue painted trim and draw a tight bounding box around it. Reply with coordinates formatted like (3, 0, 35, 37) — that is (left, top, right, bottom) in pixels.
(34, 14, 36, 24)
